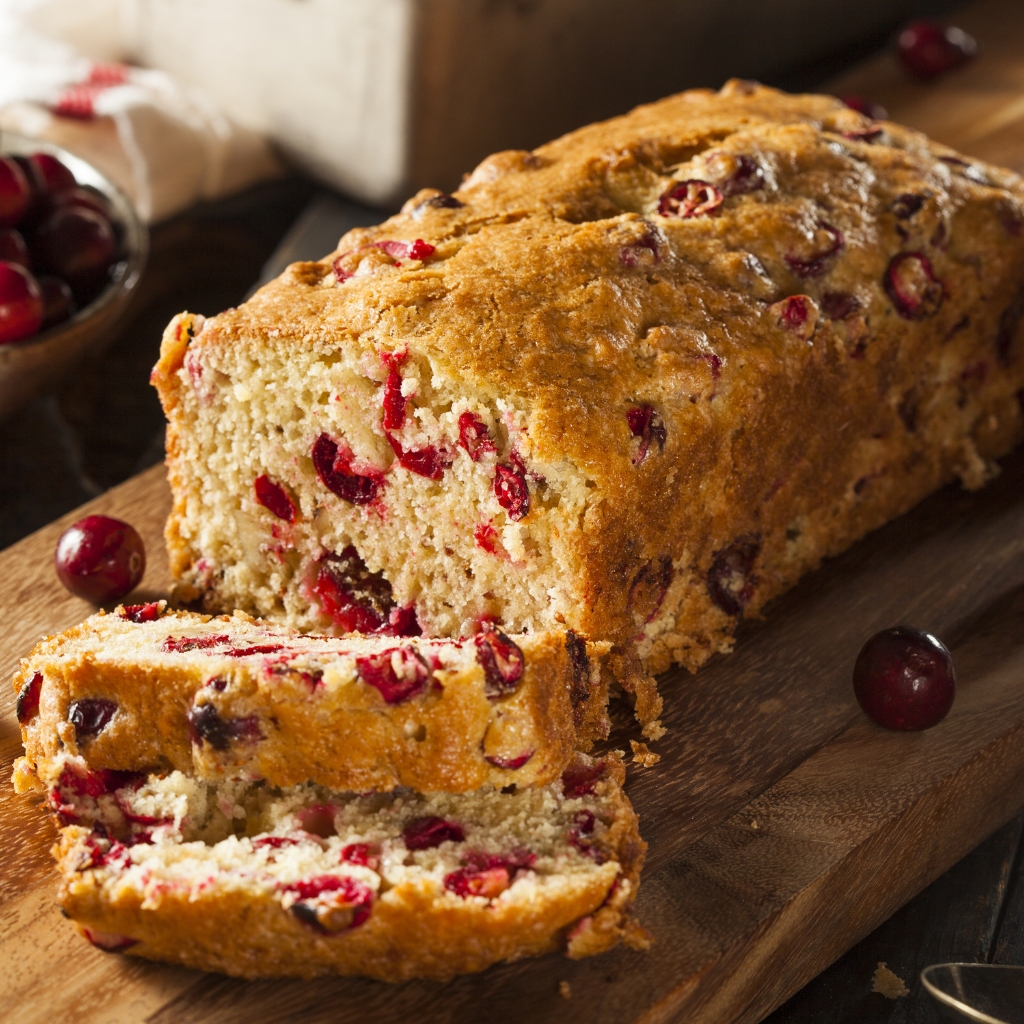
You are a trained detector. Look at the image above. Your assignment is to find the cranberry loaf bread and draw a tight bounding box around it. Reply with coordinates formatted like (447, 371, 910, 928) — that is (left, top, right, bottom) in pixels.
(49, 751, 647, 980)
(153, 81, 1024, 729)
(13, 603, 609, 796)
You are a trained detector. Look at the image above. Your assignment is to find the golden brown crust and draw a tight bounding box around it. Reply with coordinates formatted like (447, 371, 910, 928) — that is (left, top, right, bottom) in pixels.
(153, 80, 1024, 695)
(15, 609, 611, 794)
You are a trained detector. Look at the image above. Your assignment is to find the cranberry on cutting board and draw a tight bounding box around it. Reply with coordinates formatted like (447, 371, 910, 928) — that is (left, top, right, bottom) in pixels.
(54, 515, 146, 604)
(853, 627, 956, 731)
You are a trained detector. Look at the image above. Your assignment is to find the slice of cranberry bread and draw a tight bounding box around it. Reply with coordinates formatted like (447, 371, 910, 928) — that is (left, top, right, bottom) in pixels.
(153, 80, 1024, 728)
(13, 603, 610, 796)
(50, 751, 647, 980)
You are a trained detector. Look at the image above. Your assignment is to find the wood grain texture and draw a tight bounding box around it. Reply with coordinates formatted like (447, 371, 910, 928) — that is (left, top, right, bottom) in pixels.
(763, 811, 1024, 1021)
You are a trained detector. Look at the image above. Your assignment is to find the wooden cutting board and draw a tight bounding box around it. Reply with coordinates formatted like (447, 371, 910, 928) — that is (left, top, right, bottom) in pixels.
(6, 447, 1024, 1024)
(4, 2, 1024, 1020)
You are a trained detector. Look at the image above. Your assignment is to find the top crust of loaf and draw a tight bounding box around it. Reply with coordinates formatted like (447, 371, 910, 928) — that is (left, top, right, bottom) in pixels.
(155, 79, 1024, 439)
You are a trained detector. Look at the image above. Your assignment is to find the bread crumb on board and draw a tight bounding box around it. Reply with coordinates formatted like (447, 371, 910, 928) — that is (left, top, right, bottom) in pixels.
(872, 962, 910, 999)
(559, 980, 572, 999)
(630, 740, 661, 767)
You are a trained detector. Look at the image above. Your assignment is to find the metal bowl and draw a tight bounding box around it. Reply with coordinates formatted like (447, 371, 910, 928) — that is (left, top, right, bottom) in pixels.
(921, 964, 1024, 1024)
(0, 131, 148, 419)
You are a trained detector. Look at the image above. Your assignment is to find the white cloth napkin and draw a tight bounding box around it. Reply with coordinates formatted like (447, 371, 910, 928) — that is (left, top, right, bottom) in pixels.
(0, 0, 282, 222)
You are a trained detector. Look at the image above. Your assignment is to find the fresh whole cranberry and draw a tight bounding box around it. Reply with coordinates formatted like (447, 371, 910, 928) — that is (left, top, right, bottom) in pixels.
(474, 624, 525, 699)
(54, 515, 145, 603)
(10, 155, 44, 201)
(254, 474, 297, 523)
(356, 647, 430, 703)
(69, 698, 118, 740)
(853, 626, 955, 730)
(885, 252, 944, 319)
(48, 186, 114, 223)
(840, 95, 888, 120)
(898, 21, 977, 80)
(16, 671, 43, 724)
(31, 206, 116, 302)
(38, 276, 76, 330)
(0, 261, 43, 343)
(404, 816, 465, 850)
(0, 157, 31, 227)
(29, 152, 77, 196)
(0, 228, 29, 268)
(658, 179, 724, 219)
(312, 433, 384, 505)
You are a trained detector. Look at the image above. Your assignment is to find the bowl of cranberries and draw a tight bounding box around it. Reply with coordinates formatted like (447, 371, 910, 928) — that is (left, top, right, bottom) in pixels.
(0, 131, 146, 418)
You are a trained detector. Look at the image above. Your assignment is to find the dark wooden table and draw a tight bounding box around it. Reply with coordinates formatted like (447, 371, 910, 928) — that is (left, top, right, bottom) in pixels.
(5, 9, 1022, 1014)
